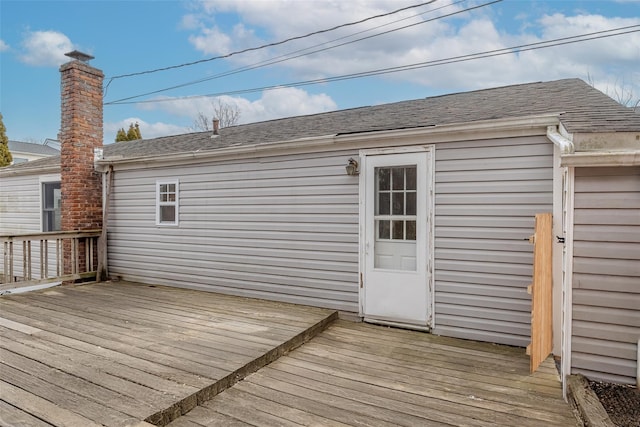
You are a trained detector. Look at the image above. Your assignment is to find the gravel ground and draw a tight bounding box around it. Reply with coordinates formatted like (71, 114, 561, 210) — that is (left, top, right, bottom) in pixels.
(589, 380, 640, 427)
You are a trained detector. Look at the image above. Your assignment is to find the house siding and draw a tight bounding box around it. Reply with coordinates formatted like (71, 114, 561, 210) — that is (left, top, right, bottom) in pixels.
(571, 166, 640, 384)
(0, 173, 59, 279)
(0, 174, 42, 235)
(107, 150, 361, 312)
(432, 136, 554, 347)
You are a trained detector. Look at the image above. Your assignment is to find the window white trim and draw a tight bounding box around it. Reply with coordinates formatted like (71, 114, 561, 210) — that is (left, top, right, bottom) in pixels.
(39, 174, 61, 232)
(156, 179, 179, 226)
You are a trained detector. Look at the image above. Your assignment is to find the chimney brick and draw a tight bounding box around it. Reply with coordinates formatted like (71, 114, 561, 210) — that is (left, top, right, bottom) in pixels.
(59, 57, 104, 274)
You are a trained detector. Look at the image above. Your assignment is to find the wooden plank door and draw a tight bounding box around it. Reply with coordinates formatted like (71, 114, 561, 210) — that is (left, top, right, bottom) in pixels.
(527, 212, 553, 373)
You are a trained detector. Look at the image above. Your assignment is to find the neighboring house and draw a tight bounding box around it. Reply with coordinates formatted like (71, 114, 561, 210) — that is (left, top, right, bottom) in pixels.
(7, 140, 60, 165)
(0, 55, 638, 388)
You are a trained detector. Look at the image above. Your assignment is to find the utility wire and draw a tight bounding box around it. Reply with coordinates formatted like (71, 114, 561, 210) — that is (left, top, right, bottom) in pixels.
(105, 25, 639, 106)
(105, 0, 481, 104)
(105, 0, 438, 82)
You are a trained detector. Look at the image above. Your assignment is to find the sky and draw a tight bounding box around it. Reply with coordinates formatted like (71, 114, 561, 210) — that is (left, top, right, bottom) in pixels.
(1, 0, 639, 144)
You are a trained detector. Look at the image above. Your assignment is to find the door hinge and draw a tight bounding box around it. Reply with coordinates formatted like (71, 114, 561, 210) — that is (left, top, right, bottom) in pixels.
(556, 236, 565, 244)
(360, 272, 364, 288)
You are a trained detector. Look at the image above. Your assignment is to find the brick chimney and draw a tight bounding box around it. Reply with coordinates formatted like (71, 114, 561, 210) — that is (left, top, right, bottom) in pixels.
(59, 51, 103, 273)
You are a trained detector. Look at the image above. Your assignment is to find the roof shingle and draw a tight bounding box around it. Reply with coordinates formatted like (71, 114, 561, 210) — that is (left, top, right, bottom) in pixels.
(104, 78, 640, 160)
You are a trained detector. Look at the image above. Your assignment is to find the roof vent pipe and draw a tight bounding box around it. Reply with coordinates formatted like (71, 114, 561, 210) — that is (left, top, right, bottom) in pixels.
(213, 118, 220, 135)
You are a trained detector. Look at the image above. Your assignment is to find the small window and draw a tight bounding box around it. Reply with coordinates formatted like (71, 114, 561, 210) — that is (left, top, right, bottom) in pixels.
(42, 182, 61, 232)
(156, 180, 179, 226)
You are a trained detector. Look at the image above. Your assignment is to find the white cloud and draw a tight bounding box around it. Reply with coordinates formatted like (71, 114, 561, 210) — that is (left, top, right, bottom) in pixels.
(137, 87, 336, 129)
(183, 2, 640, 96)
(104, 118, 189, 143)
(0, 40, 9, 52)
(19, 30, 75, 67)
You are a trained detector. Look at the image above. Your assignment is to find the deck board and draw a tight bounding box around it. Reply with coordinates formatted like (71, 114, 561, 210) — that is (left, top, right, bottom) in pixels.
(0, 281, 336, 426)
(1, 281, 579, 426)
(174, 321, 580, 427)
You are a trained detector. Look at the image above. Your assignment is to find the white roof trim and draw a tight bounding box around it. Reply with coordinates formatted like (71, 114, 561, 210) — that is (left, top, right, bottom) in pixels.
(561, 150, 640, 167)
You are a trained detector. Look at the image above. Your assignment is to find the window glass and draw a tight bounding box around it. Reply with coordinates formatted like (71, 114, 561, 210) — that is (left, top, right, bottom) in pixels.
(157, 180, 179, 225)
(377, 220, 390, 239)
(374, 166, 417, 242)
(42, 182, 61, 232)
(392, 167, 404, 190)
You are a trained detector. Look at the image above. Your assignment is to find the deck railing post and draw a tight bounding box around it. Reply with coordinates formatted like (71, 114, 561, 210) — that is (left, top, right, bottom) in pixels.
(0, 230, 101, 291)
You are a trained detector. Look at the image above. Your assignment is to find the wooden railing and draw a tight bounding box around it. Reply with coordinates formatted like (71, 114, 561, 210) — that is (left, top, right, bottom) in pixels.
(1, 230, 101, 291)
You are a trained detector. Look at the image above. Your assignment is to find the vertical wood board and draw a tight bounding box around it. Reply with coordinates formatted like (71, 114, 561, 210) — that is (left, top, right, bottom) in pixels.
(528, 212, 553, 373)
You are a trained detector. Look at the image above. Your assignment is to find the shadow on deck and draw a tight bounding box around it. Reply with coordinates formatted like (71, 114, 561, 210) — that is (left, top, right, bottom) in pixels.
(0, 281, 579, 426)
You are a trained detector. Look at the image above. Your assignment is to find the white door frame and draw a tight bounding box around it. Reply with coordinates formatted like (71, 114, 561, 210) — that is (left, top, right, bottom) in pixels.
(358, 145, 435, 329)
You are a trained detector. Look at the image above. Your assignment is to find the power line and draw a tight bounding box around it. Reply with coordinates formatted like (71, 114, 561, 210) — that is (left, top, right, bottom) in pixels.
(105, 25, 639, 106)
(105, 0, 438, 82)
(104, 0, 483, 104)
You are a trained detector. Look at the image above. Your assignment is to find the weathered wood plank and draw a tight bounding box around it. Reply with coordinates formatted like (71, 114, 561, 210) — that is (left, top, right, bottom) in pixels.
(251, 367, 502, 427)
(0, 333, 181, 410)
(173, 320, 577, 427)
(309, 332, 562, 392)
(273, 353, 569, 419)
(1, 347, 157, 418)
(567, 374, 616, 427)
(0, 316, 41, 335)
(281, 351, 570, 423)
(0, 380, 104, 427)
(1, 281, 337, 426)
(219, 387, 352, 427)
(218, 380, 403, 427)
(0, 303, 232, 379)
(1, 296, 271, 368)
(168, 406, 251, 427)
(0, 400, 52, 427)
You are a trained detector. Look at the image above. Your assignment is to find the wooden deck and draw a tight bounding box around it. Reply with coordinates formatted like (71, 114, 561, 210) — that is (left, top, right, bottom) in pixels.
(168, 321, 580, 427)
(0, 281, 336, 426)
(0, 281, 579, 427)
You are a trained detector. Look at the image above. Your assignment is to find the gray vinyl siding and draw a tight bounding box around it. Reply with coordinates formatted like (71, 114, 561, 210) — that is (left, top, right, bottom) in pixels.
(0, 174, 42, 235)
(571, 166, 640, 384)
(431, 136, 554, 347)
(107, 150, 360, 312)
(0, 173, 58, 279)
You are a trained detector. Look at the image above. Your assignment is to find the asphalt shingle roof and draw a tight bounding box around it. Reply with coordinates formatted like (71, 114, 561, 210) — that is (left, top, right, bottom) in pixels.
(3, 78, 639, 173)
(103, 78, 640, 160)
(8, 140, 60, 156)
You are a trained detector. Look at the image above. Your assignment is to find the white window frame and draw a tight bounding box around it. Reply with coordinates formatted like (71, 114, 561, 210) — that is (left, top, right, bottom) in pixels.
(156, 179, 179, 226)
(39, 174, 62, 232)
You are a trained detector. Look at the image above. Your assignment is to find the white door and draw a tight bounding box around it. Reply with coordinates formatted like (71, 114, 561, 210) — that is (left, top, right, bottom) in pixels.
(362, 150, 432, 327)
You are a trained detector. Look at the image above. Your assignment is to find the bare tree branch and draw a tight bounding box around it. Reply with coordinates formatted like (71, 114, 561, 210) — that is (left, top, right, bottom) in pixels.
(190, 100, 241, 131)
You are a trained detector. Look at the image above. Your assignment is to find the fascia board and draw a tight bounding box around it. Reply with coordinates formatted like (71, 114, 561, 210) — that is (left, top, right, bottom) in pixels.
(561, 151, 640, 167)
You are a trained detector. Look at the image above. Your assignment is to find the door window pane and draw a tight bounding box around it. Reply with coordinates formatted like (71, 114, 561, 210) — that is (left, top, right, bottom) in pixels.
(406, 192, 416, 216)
(378, 192, 390, 215)
(406, 221, 416, 240)
(378, 220, 390, 239)
(377, 168, 390, 191)
(392, 221, 404, 240)
(392, 192, 404, 215)
(392, 167, 404, 190)
(406, 167, 416, 190)
(373, 163, 419, 271)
